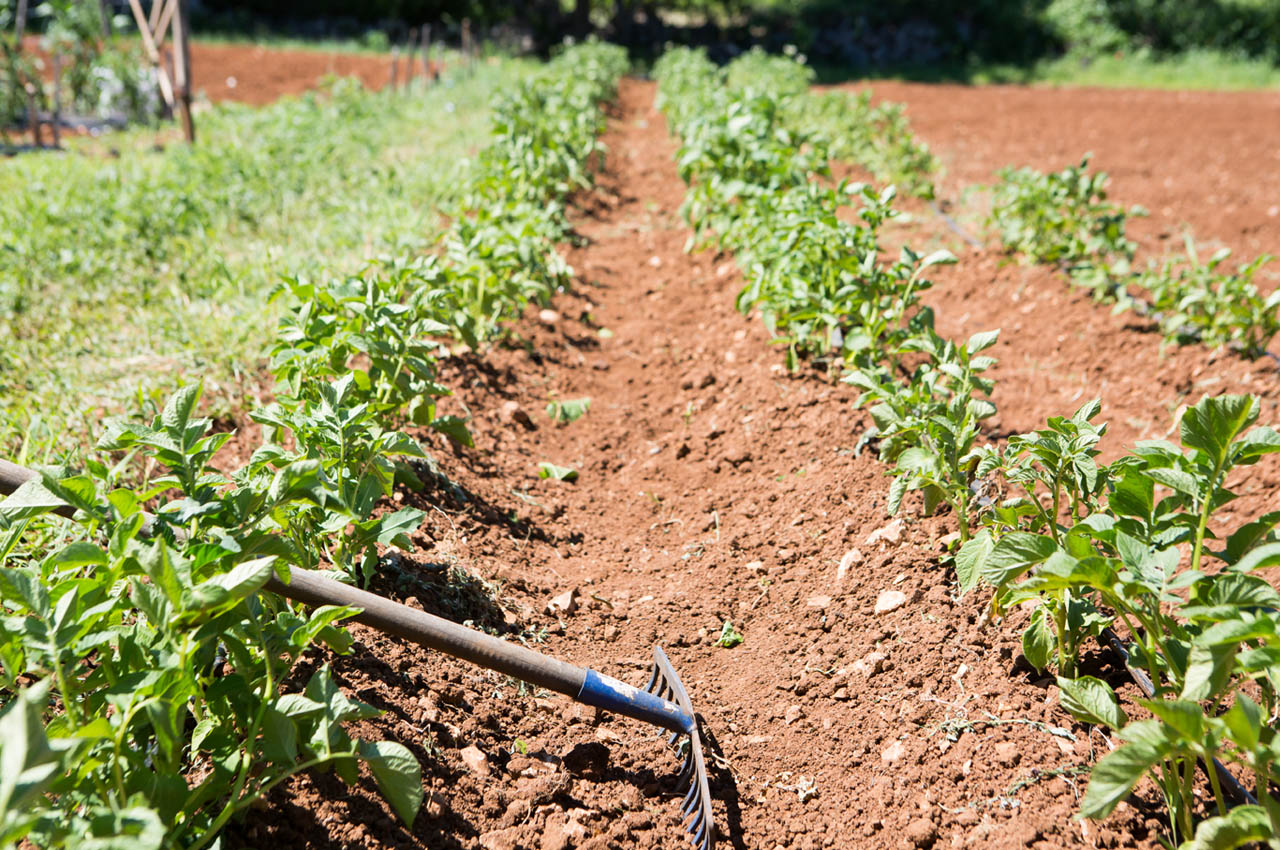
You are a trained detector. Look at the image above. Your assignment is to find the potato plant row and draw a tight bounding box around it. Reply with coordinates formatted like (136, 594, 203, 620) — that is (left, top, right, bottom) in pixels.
(0, 40, 627, 850)
(989, 157, 1279, 359)
(655, 46, 1280, 849)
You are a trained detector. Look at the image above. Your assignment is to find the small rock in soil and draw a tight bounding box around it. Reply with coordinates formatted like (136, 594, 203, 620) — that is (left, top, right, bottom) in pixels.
(905, 817, 939, 848)
(994, 741, 1021, 767)
(744, 560, 765, 573)
(852, 651, 887, 677)
(461, 745, 491, 777)
(479, 826, 521, 850)
(784, 705, 805, 725)
(545, 588, 577, 616)
(881, 740, 905, 764)
(538, 308, 560, 324)
(866, 518, 904, 547)
(806, 594, 831, 608)
(875, 590, 908, 615)
(541, 813, 588, 850)
(837, 548, 862, 582)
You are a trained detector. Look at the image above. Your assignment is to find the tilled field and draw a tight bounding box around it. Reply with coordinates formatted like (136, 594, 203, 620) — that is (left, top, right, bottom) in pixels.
(232, 78, 1280, 850)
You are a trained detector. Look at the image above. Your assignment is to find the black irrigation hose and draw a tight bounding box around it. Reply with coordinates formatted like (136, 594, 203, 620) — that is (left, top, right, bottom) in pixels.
(1099, 627, 1258, 808)
(926, 199, 982, 249)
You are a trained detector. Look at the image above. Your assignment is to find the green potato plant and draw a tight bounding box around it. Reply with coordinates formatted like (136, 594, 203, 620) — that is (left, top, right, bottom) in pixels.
(847, 328, 999, 542)
(1136, 239, 1279, 359)
(0, 386, 424, 849)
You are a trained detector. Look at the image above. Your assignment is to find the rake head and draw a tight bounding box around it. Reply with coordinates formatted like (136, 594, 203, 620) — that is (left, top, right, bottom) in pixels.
(644, 645, 715, 850)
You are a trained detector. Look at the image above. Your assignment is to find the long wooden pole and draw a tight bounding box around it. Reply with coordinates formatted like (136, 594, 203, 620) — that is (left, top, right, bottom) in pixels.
(405, 26, 417, 88)
(50, 54, 62, 148)
(125, 0, 175, 109)
(171, 0, 193, 143)
(14, 0, 28, 42)
(420, 24, 432, 82)
(153, 0, 176, 51)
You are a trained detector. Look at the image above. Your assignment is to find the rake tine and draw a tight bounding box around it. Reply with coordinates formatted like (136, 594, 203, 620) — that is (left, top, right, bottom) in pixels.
(649, 645, 716, 850)
(644, 665, 661, 694)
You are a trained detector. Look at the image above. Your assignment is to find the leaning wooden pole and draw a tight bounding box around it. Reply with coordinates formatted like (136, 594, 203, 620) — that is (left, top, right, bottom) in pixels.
(171, 0, 193, 143)
(125, 0, 175, 112)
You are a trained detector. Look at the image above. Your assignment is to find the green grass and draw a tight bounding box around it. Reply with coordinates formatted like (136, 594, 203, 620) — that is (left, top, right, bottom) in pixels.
(0, 58, 530, 462)
(191, 32, 397, 56)
(814, 48, 1280, 91)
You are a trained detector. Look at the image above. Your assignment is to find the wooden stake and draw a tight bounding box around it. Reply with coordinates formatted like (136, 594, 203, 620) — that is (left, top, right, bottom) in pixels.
(14, 0, 27, 42)
(125, 0, 175, 109)
(462, 18, 472, 70)
(24, 83, 40, 148)
(405, 27, 418, 87)
(389, 46, 399, 92)
(154, 0, 176, 50)
(170, 0, 193, 143)
(50, 54, 62, 148)
(420, 24, 432, 81)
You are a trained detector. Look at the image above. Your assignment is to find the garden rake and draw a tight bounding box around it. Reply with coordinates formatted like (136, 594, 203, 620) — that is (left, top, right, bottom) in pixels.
(268, 568, 716, 849)
(0, 459, 717, 850)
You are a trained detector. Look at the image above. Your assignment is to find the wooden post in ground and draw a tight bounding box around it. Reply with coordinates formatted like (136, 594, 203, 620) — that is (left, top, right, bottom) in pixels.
(50, 54, 62, 148)
(125, 0, 176, 113)
(154, 0, 175, 50)
(24, 83, 40, 147)
(13, 0, 37, 145)
(389, 46, 399, 91)
(405, 27, 418, 87)
(462, 18, 472, 72)
(420, 24, 432, 82)
(170, 0, 193, 143)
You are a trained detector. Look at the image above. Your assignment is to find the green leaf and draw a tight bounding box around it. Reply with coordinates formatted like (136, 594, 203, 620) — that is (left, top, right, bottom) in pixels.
(47, 542, 109, 570)
(983, 532, 1058, 588)
(0, 681, 60, 823)
(546, 398, 591, 423)
(1232, 541, 1280, 574)
(1179, 643, 1234, 702)
(1143, 467, 1200, 499)
(1221, 694, 1261, 752)
(359, 740, 423, 825)
(186, 556, 275, 613)
(538, 462, 579, 482)
(430, 415, 473, 447)
(373, 508, 425, 547)
(0, 478, 67, 522)
(262, 708, 299, 764)
(1181, 805, 1272, 850)
(954, 530, 993, 596)
(1180, 394, 1256, 467)
(1021, 606, 1055, 672)
(965, 329, 1000, 354)
(1079, 724, 1172, 819)
(1056, 675, 1126, 730)
(160, 384, 202, 435)
(1223, 511, 1280, 563)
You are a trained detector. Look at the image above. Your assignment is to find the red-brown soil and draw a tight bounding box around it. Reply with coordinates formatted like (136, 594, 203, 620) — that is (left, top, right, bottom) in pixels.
(19, 38, 429, 106)
(191, 42, 434, 105)
(227, 77, 1280, 850)
(850, 81, 1280, 262)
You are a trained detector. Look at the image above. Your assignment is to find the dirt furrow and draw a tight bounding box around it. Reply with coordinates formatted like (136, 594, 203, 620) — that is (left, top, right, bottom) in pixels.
(238, 79, 1243, 850)
(240, 78, 1177, 850)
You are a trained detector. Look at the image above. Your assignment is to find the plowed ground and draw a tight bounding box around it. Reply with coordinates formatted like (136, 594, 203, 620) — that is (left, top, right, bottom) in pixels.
(230, 78, 1280, 850)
